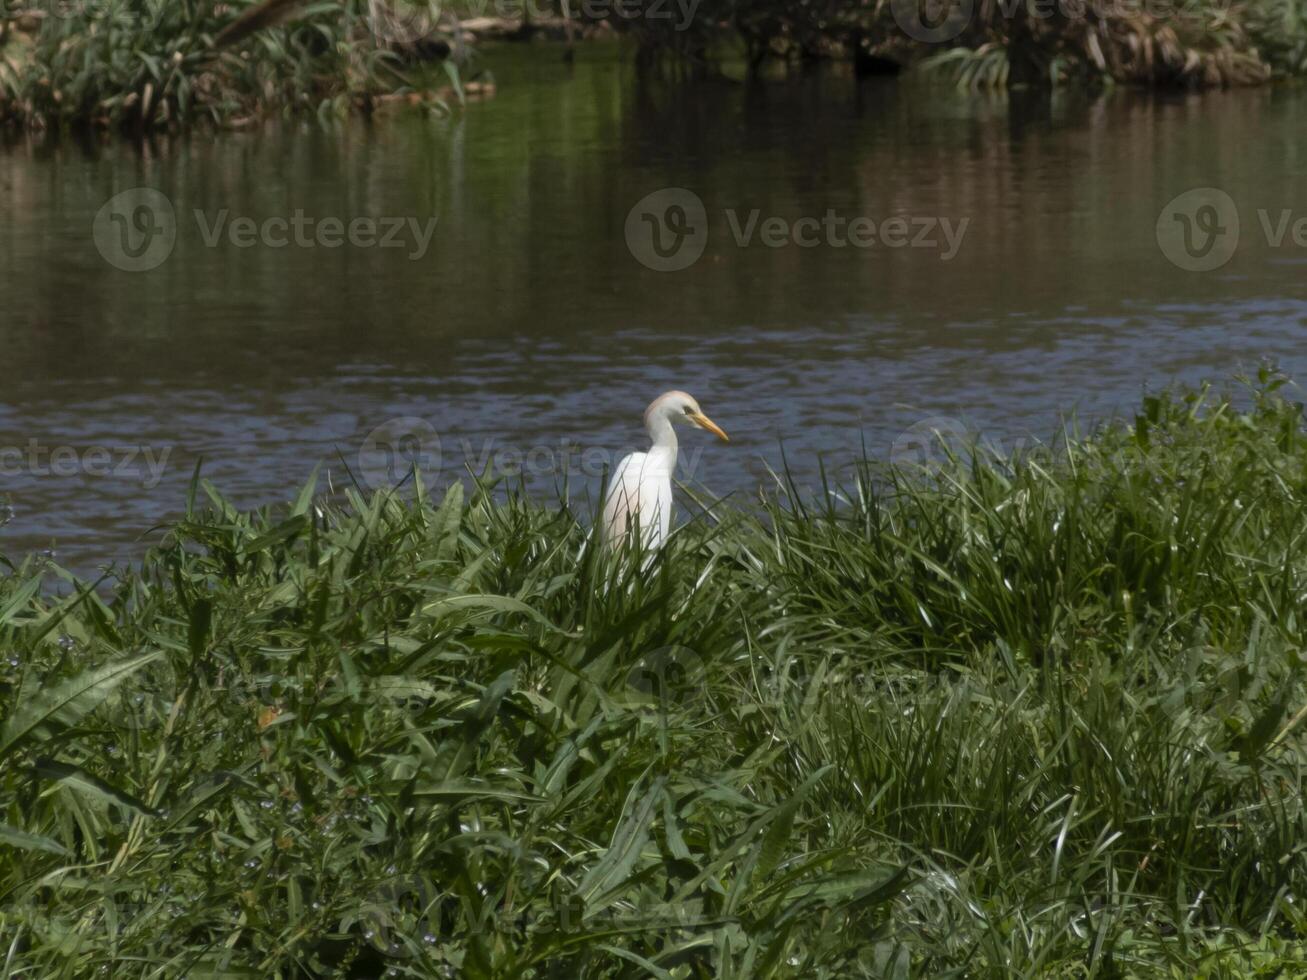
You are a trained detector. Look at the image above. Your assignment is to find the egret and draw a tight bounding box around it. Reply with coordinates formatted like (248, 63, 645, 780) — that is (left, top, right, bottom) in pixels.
(602, 390, 729, 551)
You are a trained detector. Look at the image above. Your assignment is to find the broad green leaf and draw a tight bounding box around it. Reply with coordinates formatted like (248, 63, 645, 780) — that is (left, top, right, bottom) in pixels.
(0, 574, 42, 627)
(577, 775, 665, 908)
(0, 651, 163, 759)
(34, 758, 160, 818)
(0, 823, 71, 856)
(420, 593, 572, 635)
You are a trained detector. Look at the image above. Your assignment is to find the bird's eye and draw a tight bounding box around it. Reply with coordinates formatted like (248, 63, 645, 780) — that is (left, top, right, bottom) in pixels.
(683, 406, 695, 415)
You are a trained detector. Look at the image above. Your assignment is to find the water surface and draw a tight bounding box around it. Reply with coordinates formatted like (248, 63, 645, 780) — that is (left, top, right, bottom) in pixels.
(3, 45, 1306, 569)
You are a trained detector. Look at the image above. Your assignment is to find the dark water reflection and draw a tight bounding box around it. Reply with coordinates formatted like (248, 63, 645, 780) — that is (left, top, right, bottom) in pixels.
(2, 45, 1306, 569)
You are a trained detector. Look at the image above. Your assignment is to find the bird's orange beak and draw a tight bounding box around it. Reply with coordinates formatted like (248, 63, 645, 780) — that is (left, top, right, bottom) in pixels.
(689, 412, 729, 442)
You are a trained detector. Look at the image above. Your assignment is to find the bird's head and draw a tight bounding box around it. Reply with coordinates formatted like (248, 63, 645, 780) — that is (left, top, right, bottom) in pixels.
(645, 390, 729, 442)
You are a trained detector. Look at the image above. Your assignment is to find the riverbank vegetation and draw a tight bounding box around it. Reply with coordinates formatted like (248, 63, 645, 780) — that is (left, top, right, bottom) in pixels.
(614, 0, 1307, 89)
(0, 0, 461, 131)
(2, 376, 1307, 975)
(2, 0, 1305, 131)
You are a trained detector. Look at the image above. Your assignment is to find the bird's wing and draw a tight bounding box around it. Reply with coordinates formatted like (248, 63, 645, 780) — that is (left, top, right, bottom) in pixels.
(602, 452, 646, 543)
(603, 451, 674, 549)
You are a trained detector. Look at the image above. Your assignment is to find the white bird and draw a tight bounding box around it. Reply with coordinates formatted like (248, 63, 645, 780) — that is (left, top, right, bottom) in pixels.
(602, 390, 729, 551)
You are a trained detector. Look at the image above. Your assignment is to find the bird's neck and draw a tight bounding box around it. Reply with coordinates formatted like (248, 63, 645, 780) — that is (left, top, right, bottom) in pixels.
(646, 415, 678, 470)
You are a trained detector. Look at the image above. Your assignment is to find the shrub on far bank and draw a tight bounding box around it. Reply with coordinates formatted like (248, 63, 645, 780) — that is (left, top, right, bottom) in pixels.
(585, 0, 1307, 89)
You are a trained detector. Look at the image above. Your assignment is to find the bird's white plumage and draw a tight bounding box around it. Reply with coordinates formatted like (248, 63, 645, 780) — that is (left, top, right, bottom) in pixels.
(601, 390, 728, 553)
(602, 449, 675, 550)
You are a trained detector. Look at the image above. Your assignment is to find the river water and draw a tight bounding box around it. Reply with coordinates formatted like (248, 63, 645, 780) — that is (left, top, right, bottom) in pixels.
(3, 44, 1306, 570)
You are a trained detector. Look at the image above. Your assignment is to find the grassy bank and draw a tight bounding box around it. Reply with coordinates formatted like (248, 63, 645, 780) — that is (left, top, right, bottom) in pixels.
(2, 377, 1307, 976)
(4, 0, 1306, 131)
(0, 0, 457, 131)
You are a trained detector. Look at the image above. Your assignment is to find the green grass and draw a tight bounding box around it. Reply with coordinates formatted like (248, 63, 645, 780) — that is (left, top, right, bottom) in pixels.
(0, 0, 453, 131)
(2, 374, 1307, 976)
